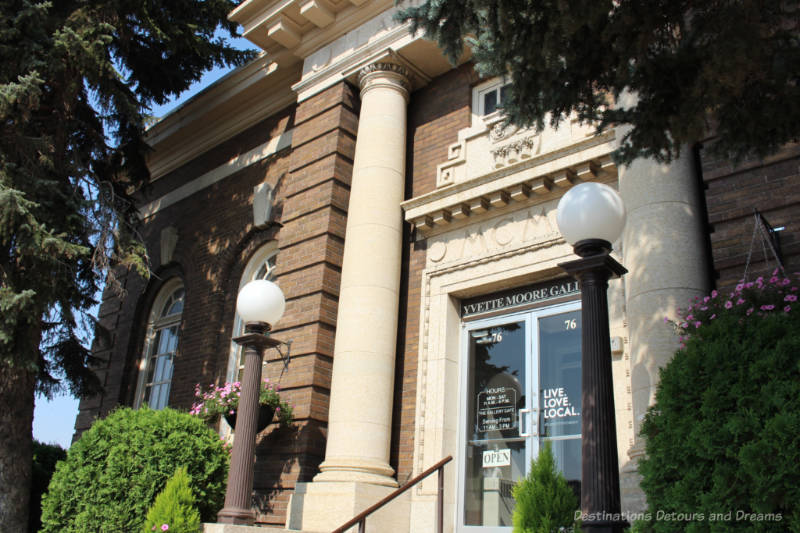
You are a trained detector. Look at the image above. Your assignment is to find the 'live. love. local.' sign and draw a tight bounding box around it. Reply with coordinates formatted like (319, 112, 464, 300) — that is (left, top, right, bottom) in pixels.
(461, 278, 579, 318)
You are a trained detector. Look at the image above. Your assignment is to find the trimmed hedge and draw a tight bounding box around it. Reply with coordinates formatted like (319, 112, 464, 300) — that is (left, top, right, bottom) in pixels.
(637, 281, 800, 532)
(40, 407, 228, 533)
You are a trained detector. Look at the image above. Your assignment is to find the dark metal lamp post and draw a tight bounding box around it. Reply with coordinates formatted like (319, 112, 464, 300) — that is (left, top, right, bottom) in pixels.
(556, 182, 628, 533)
(217, 280, 286, 525)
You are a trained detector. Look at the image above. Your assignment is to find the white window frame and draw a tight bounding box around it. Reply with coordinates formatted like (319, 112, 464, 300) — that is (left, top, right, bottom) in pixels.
(225, 242, 279, 384)
(472, 77, 511, 124)
(134, 278, 184, 409)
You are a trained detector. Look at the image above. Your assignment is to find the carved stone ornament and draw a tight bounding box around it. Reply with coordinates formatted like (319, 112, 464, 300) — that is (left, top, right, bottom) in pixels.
(490, 135, 538, 168)
(489, 121, 520, 142)
(358, 62, 411, 99)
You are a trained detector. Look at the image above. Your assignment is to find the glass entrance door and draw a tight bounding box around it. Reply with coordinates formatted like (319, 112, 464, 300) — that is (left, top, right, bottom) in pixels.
(459, 301, 581, 531)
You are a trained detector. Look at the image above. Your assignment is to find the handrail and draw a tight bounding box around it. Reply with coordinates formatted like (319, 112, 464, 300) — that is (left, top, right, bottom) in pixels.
(331, 455, 453, 533)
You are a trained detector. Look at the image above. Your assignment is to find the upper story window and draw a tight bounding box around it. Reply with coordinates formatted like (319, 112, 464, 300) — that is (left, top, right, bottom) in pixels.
(135, 279, 184, 409)
(476, 78, 511, 116)
(226, 243, 278, 383)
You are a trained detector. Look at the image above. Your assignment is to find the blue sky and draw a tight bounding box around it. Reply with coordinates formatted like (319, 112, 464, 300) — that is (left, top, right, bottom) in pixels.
(33, 34, 258, 449)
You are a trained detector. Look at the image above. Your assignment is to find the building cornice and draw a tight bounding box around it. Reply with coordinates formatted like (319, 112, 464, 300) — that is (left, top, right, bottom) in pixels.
(146, 53, 301, 181)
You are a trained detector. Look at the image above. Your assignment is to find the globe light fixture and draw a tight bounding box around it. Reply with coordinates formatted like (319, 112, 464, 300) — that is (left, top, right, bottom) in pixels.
(557, 182, 626, 257)
(218, 280, 286, 525)
(557, 182, 628, 533)
(236, 279, 286, 327)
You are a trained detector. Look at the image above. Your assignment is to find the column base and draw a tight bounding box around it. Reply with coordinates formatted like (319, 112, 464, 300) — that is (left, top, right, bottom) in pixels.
(287, 481, 409, 533)
(313, 457, 398, 487)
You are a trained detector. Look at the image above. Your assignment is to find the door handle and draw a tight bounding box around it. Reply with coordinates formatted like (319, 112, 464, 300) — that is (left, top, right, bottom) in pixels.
(519, 408, 531, 437)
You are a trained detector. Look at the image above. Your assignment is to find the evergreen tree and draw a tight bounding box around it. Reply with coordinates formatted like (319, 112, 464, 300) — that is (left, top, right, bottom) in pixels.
(142, 466, 202, 533)
(0, 1, 254, 529)
(399, 0, 800, 164)
(512, 443, 579, 533)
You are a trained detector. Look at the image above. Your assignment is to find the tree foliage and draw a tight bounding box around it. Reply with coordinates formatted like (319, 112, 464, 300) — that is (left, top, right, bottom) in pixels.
(0, 0, 252, 529)
(143, 466, 202, 533)
(398, 0, 800, 164)
(512, 442, 579, 533)
(636, 286, 800, 531)
(40, 407, 229, 533)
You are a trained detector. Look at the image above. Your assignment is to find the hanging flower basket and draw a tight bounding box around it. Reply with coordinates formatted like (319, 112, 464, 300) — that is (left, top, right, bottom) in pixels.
(223, 404, 276, 433)
(190, 378, 293, 428)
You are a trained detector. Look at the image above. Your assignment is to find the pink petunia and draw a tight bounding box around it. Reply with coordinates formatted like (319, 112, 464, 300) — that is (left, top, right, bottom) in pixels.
(770, 276, 779, 283)
(761, 305, 775, 311)
(710, 314, 716, 320)
(711, 290, 718, 298)
(694, 321, 702, 328)
(724, 301, 733, 309)
(746, 308, 754, 316)
(737, 298, 746, 305)
(162, 525, 169, 531)
(785, 294, 797, 302)
(785, 305, 792, 313)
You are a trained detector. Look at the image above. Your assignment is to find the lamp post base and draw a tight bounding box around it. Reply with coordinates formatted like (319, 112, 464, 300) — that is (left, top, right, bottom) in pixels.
(216, 507, 257, 525)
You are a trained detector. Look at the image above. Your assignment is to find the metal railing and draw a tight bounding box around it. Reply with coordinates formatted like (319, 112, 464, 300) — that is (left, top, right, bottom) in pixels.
(330, 455, 453, 533)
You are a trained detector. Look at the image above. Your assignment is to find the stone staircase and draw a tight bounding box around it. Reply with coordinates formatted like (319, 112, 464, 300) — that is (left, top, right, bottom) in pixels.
(204, 524, 328, 533)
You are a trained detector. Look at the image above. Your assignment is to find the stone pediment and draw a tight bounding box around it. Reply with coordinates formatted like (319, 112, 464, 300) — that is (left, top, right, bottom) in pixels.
(402, 112, 619, 238)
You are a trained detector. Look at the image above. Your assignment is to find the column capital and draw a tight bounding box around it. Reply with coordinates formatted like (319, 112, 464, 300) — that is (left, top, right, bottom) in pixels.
(358, 62, 411, 101)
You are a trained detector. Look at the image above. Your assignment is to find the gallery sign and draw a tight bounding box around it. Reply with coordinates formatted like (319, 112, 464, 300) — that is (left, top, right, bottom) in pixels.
(461, 278, 579, 318)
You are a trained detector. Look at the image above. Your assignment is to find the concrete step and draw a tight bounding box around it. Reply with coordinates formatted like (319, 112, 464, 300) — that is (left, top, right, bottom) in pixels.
(203, 524, 326, 533)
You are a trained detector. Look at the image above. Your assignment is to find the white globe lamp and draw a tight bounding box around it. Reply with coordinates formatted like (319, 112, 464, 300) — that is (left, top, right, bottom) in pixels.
(236, 279, 286, 327)
(556, 182, 626, 255)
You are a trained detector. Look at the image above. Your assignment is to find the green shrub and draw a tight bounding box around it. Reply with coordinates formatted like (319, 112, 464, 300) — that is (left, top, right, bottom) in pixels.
(143, 466, 201, 533)
(29, 440, 67, 533)
(638, 274, 800, 531)
(40, 407, 229, 533)
(512, 442, 579, 533)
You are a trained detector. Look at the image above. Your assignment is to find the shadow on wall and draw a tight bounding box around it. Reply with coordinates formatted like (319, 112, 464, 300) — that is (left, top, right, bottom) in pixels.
(252, 419, 325, 522)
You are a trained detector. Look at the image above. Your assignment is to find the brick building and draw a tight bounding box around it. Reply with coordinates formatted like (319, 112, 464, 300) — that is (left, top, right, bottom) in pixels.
(75, 1, 799, 531)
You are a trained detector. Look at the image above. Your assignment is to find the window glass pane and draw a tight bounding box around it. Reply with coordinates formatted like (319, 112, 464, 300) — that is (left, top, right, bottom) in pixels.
(539, 310, 581, 438)
(483, 91, 498, 115)
(499, 84, 510, 107)
(163, 289, 184, 316)
(464, 321, 526, 527)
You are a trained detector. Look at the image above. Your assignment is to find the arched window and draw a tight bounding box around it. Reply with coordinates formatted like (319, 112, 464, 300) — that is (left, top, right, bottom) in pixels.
(226, 243, 278, 382)
(135, 279, 184, 409)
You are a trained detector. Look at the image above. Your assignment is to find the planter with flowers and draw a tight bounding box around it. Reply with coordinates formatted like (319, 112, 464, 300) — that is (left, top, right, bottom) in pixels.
(190, 378, 292, 431)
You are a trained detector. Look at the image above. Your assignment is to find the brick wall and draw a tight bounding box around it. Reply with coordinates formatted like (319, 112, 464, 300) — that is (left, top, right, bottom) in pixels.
(256, 81, 359, 525)
(392, 64, 476, 482)
(75, 106, 295, 437)
(701, 143, 800, 291)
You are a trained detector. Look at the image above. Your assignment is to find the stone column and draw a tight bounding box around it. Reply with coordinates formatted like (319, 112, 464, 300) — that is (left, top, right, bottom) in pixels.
(288, 62, 412, 532)
(618, 150, 710, 512)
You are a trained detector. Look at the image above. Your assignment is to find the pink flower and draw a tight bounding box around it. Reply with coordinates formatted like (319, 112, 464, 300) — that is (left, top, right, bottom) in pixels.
(785, 305, 792, 313)
(162, 525, 169, 531)
(737, 298, 746, 305)
(746, 308, 754, 316)
(703, 296, 710, 303)
(785, 294, 797, 302)
(770, 276, 779, 283)
(663, 316, 669, 323)
(229, 410, 234, 414)
(275, 407, 281, 413)
(694, 321, 702, 328)
(761, 305, 775, 311)
(736, 283, 744, 291)
(711, 290, 718, 298)
(700, 306, 708, 311)
(724, 301, 733, 309)
(710, 314, 716, 320)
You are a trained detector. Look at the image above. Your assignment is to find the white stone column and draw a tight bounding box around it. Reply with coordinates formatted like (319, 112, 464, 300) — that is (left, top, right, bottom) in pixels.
(618, 149, 710, 512)
(315, 62, 409, 486)
(287, 63, 412, 532)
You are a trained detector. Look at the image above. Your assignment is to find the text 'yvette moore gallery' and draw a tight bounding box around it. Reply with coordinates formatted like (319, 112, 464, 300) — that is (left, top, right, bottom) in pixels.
(75, 0, 800, 531)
